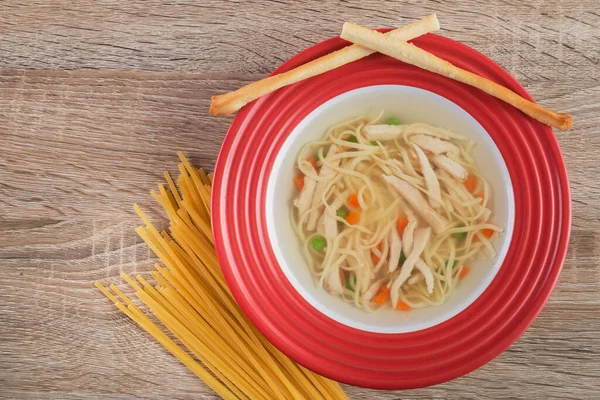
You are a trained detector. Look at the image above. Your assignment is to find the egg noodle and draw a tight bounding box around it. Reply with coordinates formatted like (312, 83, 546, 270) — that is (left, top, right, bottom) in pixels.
(292, 115, 502, 311)
(96, 153, 348, 400)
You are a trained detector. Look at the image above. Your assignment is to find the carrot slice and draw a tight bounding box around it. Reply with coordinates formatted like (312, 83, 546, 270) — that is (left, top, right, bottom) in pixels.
(348, 193, 360, 209)
(481, 228, 495, 238)
(396, 300, 411, 311)
(345, 211, 360, 224)
(306, 156, 318, 169)
(374, 286, 390, 305)
(294, 174, 304, 191)
(371, 242, 383, 264)
(459, 266, 470, 280)
(371, 252, 380, 264)
(396, 217, 409, 235)
(475, 191, 484, 200)
(464, 174, 476, 193)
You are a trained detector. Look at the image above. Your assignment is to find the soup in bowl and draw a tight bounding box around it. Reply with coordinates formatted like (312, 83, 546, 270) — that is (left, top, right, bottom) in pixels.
(266, 85, 515, 333)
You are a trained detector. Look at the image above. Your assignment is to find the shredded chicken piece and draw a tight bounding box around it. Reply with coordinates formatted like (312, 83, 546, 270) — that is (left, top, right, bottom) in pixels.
(432, 154, 467, 181)
(322, 214, 337, 239)
(322, 196, 345, 239)
(316, 213, 326, 236)
(384, 175, 449, 233)
(325, 260, 344, 296)
(414, 145, 442, 209)
(407, 271, 423, 285)
(403, 219, 417, 256)
(388, 225, 403, 273)
(414, 258, 434, 294)
(306, 145, 341, 230)
(323, 213, 337, 239)
(293, 174, 317, 221)
(363, 122, 468, 142)
(363, 124, 408, 140)
(404, 122, 467, 141)
(363, 278, 385, 302)
(390, 227, 431, 308)
(399, 197, 417, 255)
(411, 134, 460, 155)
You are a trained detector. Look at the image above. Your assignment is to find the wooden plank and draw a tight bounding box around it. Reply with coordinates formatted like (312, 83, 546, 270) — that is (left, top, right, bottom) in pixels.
(1, 1, 598, 81)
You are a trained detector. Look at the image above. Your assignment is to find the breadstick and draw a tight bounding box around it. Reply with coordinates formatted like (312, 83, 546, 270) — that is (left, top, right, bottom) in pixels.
(210, 14, 440, 116)
(340, 23, 572, 130)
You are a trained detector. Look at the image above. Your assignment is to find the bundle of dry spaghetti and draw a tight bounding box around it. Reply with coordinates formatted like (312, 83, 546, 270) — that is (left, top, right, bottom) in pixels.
(95, 153, 348, 400)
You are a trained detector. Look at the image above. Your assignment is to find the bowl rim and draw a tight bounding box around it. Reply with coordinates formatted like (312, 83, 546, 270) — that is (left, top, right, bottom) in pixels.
(212, 31, 571, 389)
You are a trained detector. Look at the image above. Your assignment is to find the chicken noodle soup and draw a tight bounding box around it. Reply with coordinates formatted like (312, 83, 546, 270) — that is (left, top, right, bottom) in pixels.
(291, 115, 502, 311)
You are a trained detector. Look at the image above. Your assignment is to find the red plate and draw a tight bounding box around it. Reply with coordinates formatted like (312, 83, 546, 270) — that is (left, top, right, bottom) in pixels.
(212, 32, 571, 389)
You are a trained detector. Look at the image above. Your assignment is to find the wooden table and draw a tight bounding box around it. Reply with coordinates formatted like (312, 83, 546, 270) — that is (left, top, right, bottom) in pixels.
(1, 1, 599, 399)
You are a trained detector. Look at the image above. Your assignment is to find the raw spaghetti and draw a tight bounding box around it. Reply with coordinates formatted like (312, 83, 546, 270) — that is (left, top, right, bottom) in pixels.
(96, 153, 348, 400)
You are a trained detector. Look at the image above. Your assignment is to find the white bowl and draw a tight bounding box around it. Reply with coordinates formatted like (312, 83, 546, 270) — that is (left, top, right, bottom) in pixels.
(265, 85, 515, 334)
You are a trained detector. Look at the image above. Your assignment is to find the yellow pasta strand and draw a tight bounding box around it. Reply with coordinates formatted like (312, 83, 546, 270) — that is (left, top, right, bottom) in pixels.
(164, 171, 184, 207)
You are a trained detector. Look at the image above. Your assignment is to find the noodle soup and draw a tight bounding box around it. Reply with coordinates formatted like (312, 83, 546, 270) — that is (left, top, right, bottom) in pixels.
(291, 115, 501, 312)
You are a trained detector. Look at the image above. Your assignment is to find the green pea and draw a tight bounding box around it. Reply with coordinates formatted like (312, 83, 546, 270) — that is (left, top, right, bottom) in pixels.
(452, 231, 467, 240)
(398, 251, 406, 266)
(316, 149, 328, 161)
(311, 236, 326, 251)
(346, 135, 358, 143)
(386, 116, 402, 125)
(336, 207, 349, 218)
(345, 274, 357, 291)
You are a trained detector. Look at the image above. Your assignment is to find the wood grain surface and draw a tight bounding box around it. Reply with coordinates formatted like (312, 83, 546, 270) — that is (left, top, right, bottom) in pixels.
(1, 1, 599, 399)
